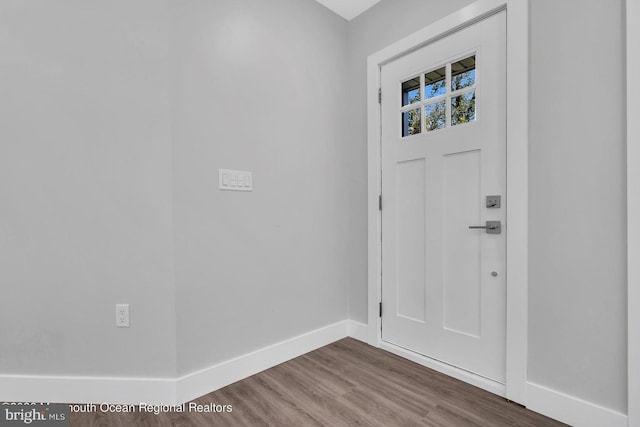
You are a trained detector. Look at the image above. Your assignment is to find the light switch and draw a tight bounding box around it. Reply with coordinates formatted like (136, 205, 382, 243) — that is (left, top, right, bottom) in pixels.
(219, 169, 252, 192)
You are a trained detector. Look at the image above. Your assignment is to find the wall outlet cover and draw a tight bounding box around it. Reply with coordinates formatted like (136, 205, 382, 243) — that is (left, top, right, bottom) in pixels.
(116, 304, 130, 328)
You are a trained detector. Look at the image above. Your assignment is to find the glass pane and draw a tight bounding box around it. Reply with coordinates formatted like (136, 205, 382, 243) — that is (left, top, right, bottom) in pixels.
(424, 67, 446, 100)
(451, 55, 476, 91)
(401, 77, 421, 106)
(451, 90, 476, 126)
(425, 100, 446, 131)
(402, 108, 421, 136)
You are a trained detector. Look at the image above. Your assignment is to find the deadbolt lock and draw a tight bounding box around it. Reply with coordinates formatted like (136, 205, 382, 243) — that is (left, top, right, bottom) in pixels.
(486, 195, 501, 208)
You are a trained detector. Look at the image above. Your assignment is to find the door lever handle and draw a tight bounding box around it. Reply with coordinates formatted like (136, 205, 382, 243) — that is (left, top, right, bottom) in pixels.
(469, 221, 501, 234)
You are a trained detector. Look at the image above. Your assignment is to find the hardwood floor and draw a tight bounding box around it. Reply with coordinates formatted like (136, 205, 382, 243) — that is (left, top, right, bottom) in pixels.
(70, 338, 566, 426)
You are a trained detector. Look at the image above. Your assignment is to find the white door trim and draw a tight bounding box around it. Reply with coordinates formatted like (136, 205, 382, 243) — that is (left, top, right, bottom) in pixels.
(627, 0, 639, 425)
(366, 0, 529, 404)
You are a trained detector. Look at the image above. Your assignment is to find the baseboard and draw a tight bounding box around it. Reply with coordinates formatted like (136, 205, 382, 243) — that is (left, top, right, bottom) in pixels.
(347, 320, 368, 342)
(379, 341, 506, 397)
(0, 320, 352, 406)
(4, 328, 628, 427)
(526, 382, 628, 427)
(175, 320, 350, 403)
(0, 374, 175, 405)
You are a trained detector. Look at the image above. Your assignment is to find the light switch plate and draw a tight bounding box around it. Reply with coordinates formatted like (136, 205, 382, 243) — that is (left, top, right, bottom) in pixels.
(219, 169, 252, 191)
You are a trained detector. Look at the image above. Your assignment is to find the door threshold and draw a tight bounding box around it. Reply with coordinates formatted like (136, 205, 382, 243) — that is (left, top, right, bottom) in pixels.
(379, 340, 506, 398)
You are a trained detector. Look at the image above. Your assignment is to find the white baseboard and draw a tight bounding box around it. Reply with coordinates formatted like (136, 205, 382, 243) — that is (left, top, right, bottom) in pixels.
(379, 341, 506, 397)
(0, 320, 353, 406)
(175, 320, 350, 403)
(3, 328, 629, 427)
(0, 374, 175, 405)
(527, 382, 628, 427)
(347, 320, 368, 342)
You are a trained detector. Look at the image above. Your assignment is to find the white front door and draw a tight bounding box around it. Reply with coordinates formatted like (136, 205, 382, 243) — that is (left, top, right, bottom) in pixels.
(381, 11, 507, 382)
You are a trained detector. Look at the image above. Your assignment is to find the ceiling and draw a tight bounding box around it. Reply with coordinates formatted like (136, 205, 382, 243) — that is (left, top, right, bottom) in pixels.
(313, 0, 381, 21)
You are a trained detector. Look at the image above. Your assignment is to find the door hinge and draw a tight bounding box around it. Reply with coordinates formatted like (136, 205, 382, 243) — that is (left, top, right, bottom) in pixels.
(379, 302, 382, 317)
(378, 88, 382, 104)
(379, 195, 382, 211)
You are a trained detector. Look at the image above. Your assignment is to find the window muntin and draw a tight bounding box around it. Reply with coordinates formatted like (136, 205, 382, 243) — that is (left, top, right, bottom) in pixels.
(400, 54, 477, 138)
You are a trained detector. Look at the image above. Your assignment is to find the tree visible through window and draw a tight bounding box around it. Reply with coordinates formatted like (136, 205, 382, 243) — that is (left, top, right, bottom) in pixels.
(400, 55, 476, 137)
(450, 56, 476, 125)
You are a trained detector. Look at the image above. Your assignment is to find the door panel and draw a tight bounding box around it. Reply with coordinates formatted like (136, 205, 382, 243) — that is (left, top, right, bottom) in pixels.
(396, 158, 426, 322)
(381, 11, 506, 382)
(443, 149, 481, 337)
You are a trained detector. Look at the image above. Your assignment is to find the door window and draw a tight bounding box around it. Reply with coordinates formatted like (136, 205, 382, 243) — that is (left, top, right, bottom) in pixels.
(400, 55, 476, 137)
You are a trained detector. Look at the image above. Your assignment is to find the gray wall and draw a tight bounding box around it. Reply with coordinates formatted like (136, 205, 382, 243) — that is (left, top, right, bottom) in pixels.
(0, 0, 350, 383)
(171, 0, 350, 375)
(348, 0, 627, 414)
(0, 0, 176, 377)
(528, 0, 627, 412)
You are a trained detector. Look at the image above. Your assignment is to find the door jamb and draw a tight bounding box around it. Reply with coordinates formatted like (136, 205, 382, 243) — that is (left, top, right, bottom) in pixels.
(627, 0, 639, 424)
(366, 0, 529, 404)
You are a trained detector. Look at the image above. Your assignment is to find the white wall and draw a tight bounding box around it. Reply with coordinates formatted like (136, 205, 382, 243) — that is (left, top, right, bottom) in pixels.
(528, 0, 627, 413)
(349, 0, 627, 415)
(0, 0, 176, 377)
(171, 0, 351, 375)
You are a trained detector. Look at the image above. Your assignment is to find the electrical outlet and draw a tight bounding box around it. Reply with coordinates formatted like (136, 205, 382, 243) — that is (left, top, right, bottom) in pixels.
(115, 304, 130, 328)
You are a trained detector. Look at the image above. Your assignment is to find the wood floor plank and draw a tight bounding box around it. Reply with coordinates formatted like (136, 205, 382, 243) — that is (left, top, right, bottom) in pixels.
(340, 385, 427, 426)
(308, 345, 440, 417)
(68, 338, 567, 426)
(259, 365, 375, 426)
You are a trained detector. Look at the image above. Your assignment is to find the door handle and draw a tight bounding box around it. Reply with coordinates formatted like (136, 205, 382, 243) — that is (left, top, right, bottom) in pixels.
(468, 221, 501, 234)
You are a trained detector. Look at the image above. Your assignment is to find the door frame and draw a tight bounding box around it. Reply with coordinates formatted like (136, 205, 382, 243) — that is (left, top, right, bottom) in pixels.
(366, 0, 529, 404)
(627, 0, 639, 425)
